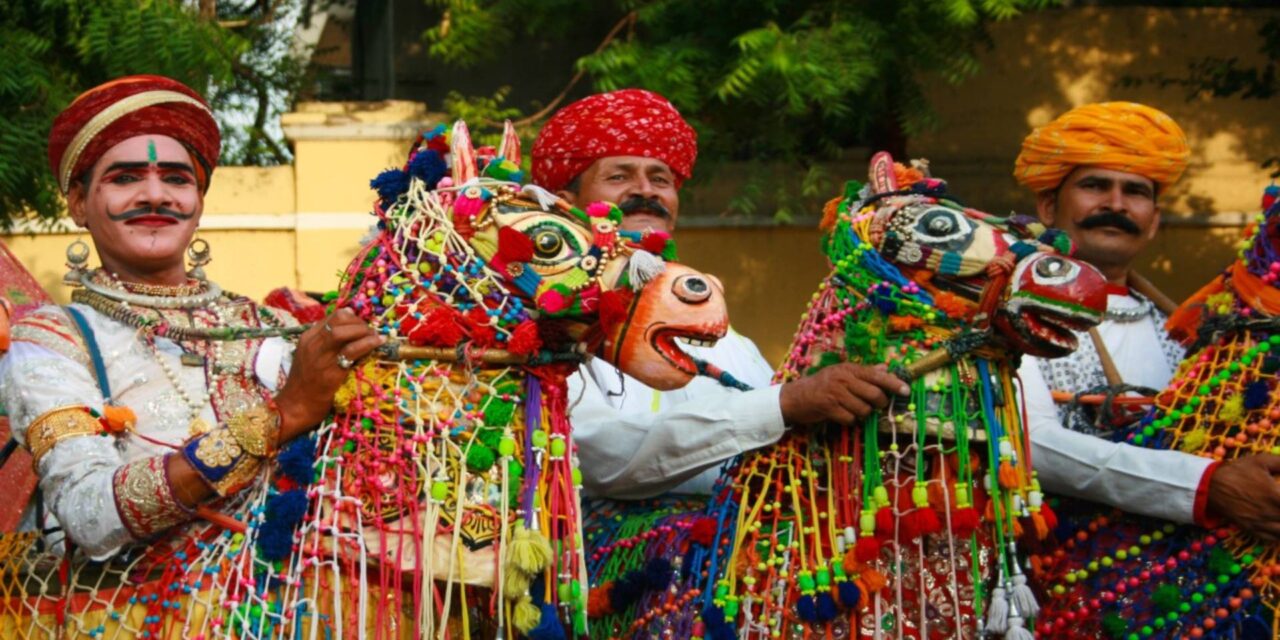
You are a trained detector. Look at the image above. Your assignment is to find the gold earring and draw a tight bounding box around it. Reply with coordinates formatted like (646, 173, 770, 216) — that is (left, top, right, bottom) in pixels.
(64, 239, 92, 285)
(187, 238, 212, 281)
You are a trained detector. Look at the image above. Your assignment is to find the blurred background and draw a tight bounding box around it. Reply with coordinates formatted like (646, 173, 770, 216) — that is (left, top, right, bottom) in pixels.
(2, 0, 1278, 365)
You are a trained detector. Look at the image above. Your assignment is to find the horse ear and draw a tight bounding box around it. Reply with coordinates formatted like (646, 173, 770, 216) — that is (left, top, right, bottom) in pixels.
(498, 120, 521, 166)
(451, 120, 478, 185)
(869, 151, 898, 194)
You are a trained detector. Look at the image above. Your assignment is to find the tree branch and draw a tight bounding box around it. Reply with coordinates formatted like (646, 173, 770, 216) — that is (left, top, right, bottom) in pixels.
(510, 11, 637, 127)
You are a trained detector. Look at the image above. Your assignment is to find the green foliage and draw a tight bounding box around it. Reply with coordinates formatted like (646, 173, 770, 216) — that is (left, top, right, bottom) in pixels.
(0, 0, 309, 230)
(420, 0, 1056, 221)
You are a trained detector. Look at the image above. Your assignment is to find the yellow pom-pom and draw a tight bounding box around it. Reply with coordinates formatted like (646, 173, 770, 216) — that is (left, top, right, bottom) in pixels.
(512, 595, 541, 634)
(1179, 426, 1209, 453)
(1217, 394, 1244, 424)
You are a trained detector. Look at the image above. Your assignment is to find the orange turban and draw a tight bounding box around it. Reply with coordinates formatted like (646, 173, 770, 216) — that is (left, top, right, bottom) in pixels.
(48, 75, 220, 193)
(1013, 102, 1189, 193)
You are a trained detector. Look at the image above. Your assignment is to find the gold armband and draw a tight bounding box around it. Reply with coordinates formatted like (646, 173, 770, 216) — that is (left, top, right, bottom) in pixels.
(225, 404, 281, 458)
(181, 404, 279, 497)
(26, 406, 103, 467)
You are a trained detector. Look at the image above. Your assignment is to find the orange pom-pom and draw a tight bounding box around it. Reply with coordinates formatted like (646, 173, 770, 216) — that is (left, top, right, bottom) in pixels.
(99, 405, 137, 434)
(587, 582, 613, 617)
(888, 315, 925, 333)
(859, 568, 888, 594)
(1030, 512, 1049, 540)
(998, 461, 1020, 490)
(820, 197, 843, 233)
(932, 291, 973, 320)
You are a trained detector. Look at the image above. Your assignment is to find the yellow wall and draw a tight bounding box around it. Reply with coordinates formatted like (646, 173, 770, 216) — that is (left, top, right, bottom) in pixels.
(3, 7, 1275, 367)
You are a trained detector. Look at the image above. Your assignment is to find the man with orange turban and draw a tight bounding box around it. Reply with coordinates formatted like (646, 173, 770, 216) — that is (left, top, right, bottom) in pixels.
(0, 75, 380, 635)
(537, 89, 909, 498)
(1014, 101, 1280, 537)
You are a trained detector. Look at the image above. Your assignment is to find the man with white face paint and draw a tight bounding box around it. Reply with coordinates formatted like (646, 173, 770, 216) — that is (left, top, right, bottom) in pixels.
(534, 89, 910, 498)
(0, 75, 381, 558)
(1015, 102, 1280, 536)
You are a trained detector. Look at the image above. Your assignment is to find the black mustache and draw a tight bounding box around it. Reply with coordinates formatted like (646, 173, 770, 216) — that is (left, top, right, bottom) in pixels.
(618, 196, 671, 220)
(106, 206, 196, 222)
(1078, 211, 1140, 235)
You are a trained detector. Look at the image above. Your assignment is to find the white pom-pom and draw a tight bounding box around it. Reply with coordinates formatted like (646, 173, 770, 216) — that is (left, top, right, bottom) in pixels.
(627, 250, 666, 291)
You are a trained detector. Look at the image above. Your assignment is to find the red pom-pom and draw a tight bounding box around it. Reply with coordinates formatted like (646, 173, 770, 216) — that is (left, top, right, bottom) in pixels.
(599, 289, 634, 331)
(913, 508, 942, 538)
(874, 507, 895, 540)
(641, 230, 670, 255)
(854, 536, 881, 562)
(496, 226, 534, 264)
(506, 320, 543, 355)
(949, 506, 982, 538)
(403, 306, 466, 347)
(263, 287, 326, 323)
(690, 516, 718, 546)
(466, 307, 498, 347)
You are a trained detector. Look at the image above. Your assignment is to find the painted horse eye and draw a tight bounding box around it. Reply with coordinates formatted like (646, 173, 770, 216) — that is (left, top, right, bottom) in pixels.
(927, 215, 956, 235)
(1035, 257, 1067, 278)
(673, 274, 713, 303)
(533, 230, 564, 258)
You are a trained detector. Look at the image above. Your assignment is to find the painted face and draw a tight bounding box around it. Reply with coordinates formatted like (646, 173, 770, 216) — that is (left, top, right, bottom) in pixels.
(1038, 166, 1160, 278)
(559, 156, 680, 233)
(600, 264, 730, 390)
(68, 135, 202, 279)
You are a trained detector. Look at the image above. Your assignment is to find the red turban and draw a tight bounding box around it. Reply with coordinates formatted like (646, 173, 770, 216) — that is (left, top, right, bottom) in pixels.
(531, 89, 697, 192)
(48, 75, 220, 193)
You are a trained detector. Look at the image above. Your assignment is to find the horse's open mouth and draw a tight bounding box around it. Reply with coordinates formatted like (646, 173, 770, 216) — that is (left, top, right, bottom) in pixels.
(647, 324, 728, 375)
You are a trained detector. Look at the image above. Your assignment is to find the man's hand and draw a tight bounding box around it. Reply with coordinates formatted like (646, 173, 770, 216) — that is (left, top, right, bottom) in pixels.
(1207, 454, 1280, 540)
(274, 308, 383, 440)
(779, 363, 910, 426)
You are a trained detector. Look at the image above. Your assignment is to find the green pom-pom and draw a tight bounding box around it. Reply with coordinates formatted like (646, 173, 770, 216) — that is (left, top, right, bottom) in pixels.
(1151, 583, 1181, 614)
(475, 427, 503, 449)
(465, 444, 496, 472)
(1207, 545, 1235, 576)
(661, 240, 678, 262)
(483, 399, 516, 427)
(1101, 612, 1129, 639)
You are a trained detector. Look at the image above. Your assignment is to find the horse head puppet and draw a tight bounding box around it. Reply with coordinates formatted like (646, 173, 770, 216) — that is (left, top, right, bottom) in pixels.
(580, 153, 1111, 640)
(294, 121, 729, 637)
(860, 152, 1108, 362)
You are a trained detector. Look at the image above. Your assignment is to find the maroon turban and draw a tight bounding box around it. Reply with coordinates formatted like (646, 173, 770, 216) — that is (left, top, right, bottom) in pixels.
(531, 89, 697, 192)
(48, 75, 221, 193)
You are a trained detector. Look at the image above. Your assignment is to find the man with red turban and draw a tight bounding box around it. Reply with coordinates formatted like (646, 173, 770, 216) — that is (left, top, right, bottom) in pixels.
(1014, 102, 1280, 537)
(0, 75, 379, 634)
(536, 89, 908, 498)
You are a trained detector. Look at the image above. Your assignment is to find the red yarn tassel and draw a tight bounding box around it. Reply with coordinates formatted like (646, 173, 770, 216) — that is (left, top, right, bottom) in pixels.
(587, 582, 614, 617)
(914, 508, 942, 537)
(1040, 503, 1059, 531)
(949, 506, 981, 538)
(854, 536, 881, 562)
(874, 507, 895, 539)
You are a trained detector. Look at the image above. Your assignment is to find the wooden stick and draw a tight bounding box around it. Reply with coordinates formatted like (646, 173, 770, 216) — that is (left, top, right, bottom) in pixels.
(1050, 390, 1155, 406)
(1087, 327, 1126, 388)
(1128, 270, 1179, 316)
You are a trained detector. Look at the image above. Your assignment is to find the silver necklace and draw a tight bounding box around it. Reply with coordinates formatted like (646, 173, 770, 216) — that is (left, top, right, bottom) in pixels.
(1104, 295, 1155, 323)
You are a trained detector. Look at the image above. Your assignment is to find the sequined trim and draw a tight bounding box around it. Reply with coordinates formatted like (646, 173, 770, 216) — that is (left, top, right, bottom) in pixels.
(195, 428, 242, 468)
(225, 405, 280, 458)
(12, 308, 90, 368)
(25, 406, 102, 467)
(182, 428, 264, 496)
(113, 454, 191, 539)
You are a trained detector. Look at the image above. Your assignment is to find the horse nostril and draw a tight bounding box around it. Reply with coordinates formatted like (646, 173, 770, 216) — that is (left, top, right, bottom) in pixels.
(674, 275, 712, 303)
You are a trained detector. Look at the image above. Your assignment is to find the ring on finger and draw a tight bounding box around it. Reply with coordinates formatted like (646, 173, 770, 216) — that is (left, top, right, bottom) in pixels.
(337, 354, 354, 369)
(323, 322, 334, 333)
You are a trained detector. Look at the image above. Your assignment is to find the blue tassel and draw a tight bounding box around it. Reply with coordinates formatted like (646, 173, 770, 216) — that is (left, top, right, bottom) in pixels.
(643, 557, 672, 590)
(796, 594, 818, 622)
(408, 149, 447, 189)
(871, 294, 897, 315)
(267, 489, 309, 525)
(528, 603, 566, 640)
(1245, 381, 1270, 410)
(700, 605, 735, 640)
(277, 437, 316, 485)
(256, 522, 294, 561)
(837, 581, 861, 609)
(815, 592, 838, 622)
(370, 168, 410, 202)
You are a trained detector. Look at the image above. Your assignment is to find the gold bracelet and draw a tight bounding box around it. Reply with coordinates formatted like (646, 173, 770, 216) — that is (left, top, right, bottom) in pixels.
(26, 406, 102, 467)
(225, 404, 281, 458)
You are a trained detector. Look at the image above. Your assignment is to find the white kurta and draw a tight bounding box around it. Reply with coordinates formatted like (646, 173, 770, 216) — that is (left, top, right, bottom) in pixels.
(0, 303, 291, 559)
(570, 329, 783, 498)
(1017, 292, 1212, 524)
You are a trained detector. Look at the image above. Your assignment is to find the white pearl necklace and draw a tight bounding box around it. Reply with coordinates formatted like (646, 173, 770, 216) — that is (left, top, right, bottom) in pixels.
(150, 337, 211, 423)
